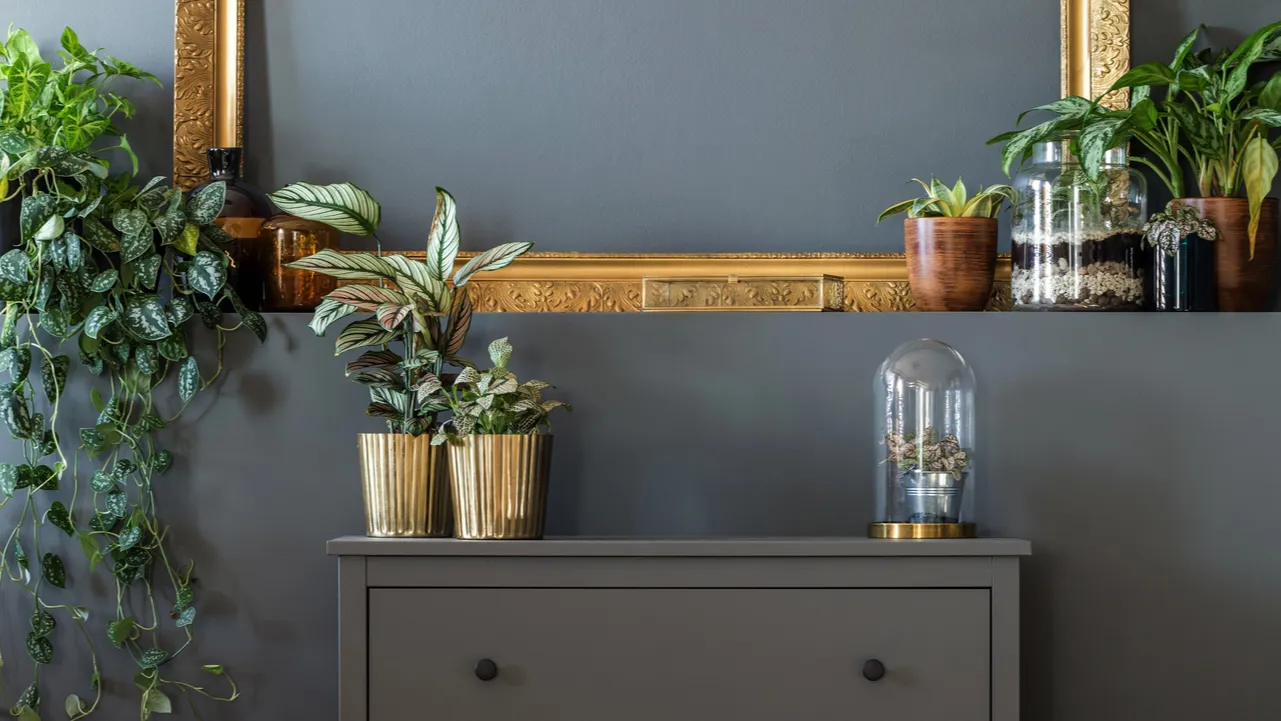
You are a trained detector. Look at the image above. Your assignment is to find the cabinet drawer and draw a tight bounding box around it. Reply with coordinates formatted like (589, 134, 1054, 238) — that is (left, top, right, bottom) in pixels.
(369, 588, 990, 721)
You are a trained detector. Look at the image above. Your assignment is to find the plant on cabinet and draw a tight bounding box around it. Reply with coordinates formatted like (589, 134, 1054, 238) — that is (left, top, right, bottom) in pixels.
(877, 177, 1014, 311)
(279, 183, 533, 537)
(433, 337, 569, 540)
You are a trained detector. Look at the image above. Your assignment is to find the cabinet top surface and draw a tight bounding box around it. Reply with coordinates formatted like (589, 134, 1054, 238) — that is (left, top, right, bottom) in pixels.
(327, 536, 1031, 557)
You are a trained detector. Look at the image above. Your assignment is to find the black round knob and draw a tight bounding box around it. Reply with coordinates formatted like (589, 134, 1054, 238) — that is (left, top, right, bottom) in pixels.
(862, 659, 886, 681)
(474, 658, 499, 681)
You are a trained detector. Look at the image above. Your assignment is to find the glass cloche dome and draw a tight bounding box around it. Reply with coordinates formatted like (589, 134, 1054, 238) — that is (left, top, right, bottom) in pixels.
(872, 340, 977, 539)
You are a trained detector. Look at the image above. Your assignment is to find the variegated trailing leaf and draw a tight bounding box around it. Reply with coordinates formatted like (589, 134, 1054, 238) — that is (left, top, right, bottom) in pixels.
(187, 251, 227, 299)
(132, 253, 162, 289)
(113, 206, 148, 236)
(0, 248, 30, 283)
(453, 241, 534, 286)
(444, 290, 472, 356)
(179, 356, 200, 403)
(0, 463, 17, 496)
(82, 215, 121, 252)
(15, 682, 38, 713)
(176, 222, 201, 256)
(30, 609, 55, 637)
(226, 286, 268, 343)
(151, 449, 174, 474)
(84, 306, 117, 339)
(20, 193, 57, 242)
(376, 303, 413, 330)
(0, 346, 31, 379)
(384, 255, 447, 310)
(187, 181, 227, 225)
(122, 295, 171, 341)
(105, 489, 128, 518)
(198, 300, 222, 329)
(26, 632, 53, 664)
(334, 318, 399, 355)
(87, 268, 118, 292)
(309, 297, 358, 336)
(346, 349, 402, 376)
(34, 274, 53, 311)
(351, 368, 403, 388)
(40, 355, 69, 403)
(63, 232, 83, 270)
(287, 248, 397, 280)
(34, 214, 64, 242)
(425, 187, 461, 281)
(326, 284, 409, 312)
(40, 308, 69, 337)
(153, 207, 185, 245)
(133, 344, 159, 375)
(268, 181, 381, 235)
(42, 552, 66, 588)
(158, 333, 187, 362)
(45, 501, 74, 536)
(166, 296, 195, 326)
(90, 469, 115, 493)
(488, 337, 513, 368)
(138, 412, 166, 431)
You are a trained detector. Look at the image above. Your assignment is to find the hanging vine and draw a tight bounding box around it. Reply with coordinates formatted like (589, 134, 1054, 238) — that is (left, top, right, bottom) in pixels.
(0, 27, 264, 720)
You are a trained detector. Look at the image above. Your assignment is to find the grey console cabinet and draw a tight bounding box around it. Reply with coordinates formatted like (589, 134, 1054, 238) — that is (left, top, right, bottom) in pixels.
(328, 537, 1030, 721)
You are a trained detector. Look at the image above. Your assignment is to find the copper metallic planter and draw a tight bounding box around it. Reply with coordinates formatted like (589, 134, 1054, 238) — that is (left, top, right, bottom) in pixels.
(358, 434, 451, 538)
(448, 435, 553, 540)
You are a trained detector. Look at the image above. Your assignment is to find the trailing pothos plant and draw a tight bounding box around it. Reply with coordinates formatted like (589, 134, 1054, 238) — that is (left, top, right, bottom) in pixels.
(432, 337, 568, 444)
(0, 29, 262, 721)
(277, 183, 534, 436)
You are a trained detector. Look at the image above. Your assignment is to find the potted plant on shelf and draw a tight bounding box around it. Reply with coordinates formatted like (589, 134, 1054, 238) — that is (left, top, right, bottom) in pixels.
(877, 177, 1014, 311)
(1144, 201, 1220, 311)
(433, 337, 569, 540)
(278, 183, 533, 537)
(1104, 21, 1281, 310)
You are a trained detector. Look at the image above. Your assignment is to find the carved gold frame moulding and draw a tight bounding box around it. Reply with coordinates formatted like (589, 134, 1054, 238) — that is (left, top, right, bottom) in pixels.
(174, 0, 1127, 312)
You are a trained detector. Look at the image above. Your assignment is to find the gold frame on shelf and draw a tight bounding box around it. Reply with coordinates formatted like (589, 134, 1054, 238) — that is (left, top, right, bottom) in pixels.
(173, 1, 1126, 312)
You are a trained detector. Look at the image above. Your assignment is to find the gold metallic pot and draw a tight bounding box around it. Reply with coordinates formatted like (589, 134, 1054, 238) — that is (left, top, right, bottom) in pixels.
(448, 435, 553, 540)
(358, 433, 451, 538)
(259, 214, 341, 311)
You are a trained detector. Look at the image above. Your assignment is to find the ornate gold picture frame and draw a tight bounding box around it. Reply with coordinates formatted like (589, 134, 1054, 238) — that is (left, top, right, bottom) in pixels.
(173, 0, 1129, 312)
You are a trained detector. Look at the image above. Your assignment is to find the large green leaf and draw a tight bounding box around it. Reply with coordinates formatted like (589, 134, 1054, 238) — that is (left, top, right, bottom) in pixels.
(1108, 62, 1176, 93)
(453, 242, 534, 287)
(308, 297, 357, 336)
(1242, 135, 1279, 259)
(1261, 73, 1281, 112)
(268, 182, 381, 235)
(6, 54, 51, 120)
(325, 284, 409, 312)
(334, 318, 399, 355)
(187, 251, 227, 299)
(425, 188, 461, 281)
(286, 248, 397, 280)
(122, 295, 172, 341)
(187, 181, 227, 225)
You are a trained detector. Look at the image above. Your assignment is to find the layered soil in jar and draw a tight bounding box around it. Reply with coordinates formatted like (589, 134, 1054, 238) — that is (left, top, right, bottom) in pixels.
(1011, 230, 1146, 310)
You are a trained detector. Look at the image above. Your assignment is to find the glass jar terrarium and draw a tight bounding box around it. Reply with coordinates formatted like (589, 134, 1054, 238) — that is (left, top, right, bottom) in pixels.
(1011, 140, 1148, 310)
(872, 340, 976, 539)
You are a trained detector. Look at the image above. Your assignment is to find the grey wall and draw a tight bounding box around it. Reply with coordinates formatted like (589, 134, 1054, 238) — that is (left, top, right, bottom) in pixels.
(3, 2, 1281, 721)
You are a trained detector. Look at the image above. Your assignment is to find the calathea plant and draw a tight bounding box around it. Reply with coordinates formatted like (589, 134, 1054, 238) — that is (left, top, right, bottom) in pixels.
(0, 27, 260, 721)
(433, 337, 568, 444)
(276, 183, 533, 435)
(877, 177, 1015, 222)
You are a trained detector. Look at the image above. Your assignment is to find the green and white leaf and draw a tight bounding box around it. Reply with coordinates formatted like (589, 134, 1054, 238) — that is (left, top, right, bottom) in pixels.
(425, 187, 461, 281)
(268, 181, 381, 235)
(453, 242, 534, 286)
(308, 297, 358, 336)
(334, 318, 399, 355)
(123, 295, 171, 341)
(326, 284, 409, 311)
(346, 349, 403, 375)
(178, 356, 200, 403)
(187, 251, 227, 299)
(286, 248, 396, 280)
(187, 181, 227, 225)
(0, 249, 30, 284)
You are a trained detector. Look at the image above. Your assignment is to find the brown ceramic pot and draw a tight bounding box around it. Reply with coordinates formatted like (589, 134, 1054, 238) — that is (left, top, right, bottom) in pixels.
(904, 217, 998, 311)
(1179, 197, 1278, 312)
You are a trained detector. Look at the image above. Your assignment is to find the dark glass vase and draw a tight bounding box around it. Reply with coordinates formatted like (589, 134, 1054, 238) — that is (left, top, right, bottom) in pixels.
(1150, 234, 1217, 311)
(191, 147, 273, 311)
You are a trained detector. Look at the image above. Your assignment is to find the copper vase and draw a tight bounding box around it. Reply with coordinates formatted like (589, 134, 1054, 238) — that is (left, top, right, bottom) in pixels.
(259, 215, 341, 311)
(904, 217, 998, 311)
(448, 435, 553, 540)
(358, 433, 451, 538)
(1179, 197, 1278, 312)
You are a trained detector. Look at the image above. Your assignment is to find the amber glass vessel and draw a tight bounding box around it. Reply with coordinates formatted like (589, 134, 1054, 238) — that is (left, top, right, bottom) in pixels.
(258, 215, 341, 310)
(191, 147, 273, 310)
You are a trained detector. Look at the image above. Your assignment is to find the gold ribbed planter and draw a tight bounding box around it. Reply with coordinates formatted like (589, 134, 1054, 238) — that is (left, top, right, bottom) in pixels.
(448, 435, 553, 540)
(358, 433, 451, 538)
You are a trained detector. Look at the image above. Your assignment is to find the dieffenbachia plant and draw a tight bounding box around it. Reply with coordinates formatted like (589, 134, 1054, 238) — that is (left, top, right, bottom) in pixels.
(277, 183, 534, 436)
(877, 177, 1015, 223)
(432, 337, 568, 444)
(0, 28, 258, 721)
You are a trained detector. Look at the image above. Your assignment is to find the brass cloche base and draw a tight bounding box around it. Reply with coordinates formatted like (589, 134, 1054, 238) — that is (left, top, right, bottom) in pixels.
(868, 522, 978, 539)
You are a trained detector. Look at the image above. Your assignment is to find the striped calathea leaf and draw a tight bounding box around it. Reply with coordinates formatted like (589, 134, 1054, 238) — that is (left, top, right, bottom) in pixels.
(268, 182, 381, 235)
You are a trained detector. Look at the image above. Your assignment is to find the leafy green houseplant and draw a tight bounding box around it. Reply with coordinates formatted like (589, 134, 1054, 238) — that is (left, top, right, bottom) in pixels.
(435, 338, 568, 540)
(877, 178, 1014, 312)
(0, 27, 260, 721)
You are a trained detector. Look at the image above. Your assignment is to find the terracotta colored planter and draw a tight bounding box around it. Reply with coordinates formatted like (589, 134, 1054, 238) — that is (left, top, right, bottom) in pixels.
(904, 217, 998, 311)
(1179, 197, 1278, 312)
